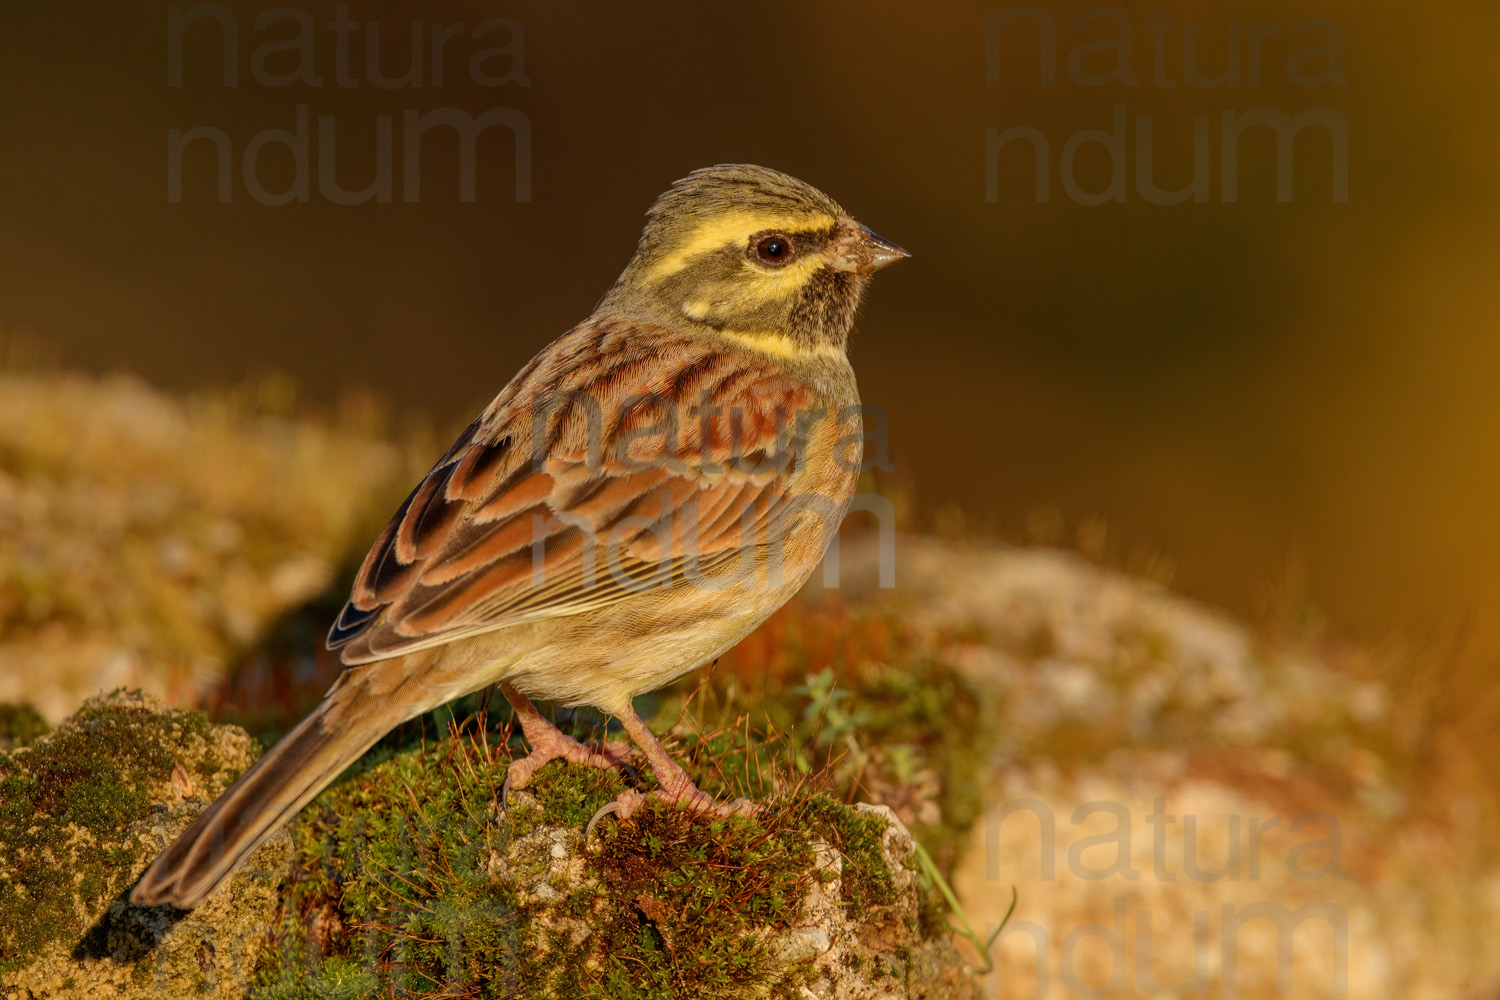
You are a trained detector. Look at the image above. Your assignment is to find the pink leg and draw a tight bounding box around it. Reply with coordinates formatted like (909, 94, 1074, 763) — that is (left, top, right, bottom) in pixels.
(586, 707, 757, 836)
(501, 683, 635, 798)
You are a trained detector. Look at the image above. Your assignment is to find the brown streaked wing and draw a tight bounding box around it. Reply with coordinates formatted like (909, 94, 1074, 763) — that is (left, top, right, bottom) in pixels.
(327, 321, 815, 665)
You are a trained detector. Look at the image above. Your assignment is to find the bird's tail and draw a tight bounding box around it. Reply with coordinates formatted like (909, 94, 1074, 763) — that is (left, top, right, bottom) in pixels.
(130, 662, 411, 909)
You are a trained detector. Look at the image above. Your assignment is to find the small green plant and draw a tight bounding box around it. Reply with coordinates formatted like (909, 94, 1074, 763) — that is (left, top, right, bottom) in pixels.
(793, 668, 868, 750)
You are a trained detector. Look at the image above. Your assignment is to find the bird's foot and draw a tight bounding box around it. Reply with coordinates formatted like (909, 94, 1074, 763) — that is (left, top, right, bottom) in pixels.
(502, 728, 637, 805)
(584, 780, 759, 841)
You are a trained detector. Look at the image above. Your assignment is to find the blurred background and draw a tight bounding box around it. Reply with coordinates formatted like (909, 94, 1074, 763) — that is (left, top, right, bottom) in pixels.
(2, 0, 1499, 992)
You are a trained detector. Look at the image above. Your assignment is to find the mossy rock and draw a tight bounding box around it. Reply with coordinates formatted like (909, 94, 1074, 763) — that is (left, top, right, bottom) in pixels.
(1, 693, 977, 999)
(0, 689, 290, 997)
(256, 732, 977, 999)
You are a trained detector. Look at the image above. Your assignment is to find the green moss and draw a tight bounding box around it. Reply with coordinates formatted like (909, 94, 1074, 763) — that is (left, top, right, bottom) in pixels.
(794, 797, 895, 910)
(0, 703, 48, 751)
(571, 804, 810, 998)
(256, 733, 530, 998)
(527, 755, 632, 830)
(0, 691, 223, 975)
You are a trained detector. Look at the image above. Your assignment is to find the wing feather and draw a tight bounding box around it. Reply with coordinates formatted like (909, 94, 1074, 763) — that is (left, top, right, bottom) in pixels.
(328, 321, 819, 665)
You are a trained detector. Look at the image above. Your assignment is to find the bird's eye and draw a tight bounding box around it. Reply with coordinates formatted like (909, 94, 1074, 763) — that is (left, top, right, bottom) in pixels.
(753, 233, 795, 266)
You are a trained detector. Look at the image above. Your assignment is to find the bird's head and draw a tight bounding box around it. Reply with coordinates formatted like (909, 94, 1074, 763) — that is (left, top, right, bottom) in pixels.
(603, 164, 909, 356)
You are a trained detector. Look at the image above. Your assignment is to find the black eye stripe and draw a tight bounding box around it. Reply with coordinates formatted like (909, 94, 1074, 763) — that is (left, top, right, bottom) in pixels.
(714, 226, 841, 275)
(748, 226, 836, 265)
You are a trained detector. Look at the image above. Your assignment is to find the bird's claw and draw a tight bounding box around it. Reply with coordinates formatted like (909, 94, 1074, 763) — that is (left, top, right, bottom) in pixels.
(499, 771, 517, 812)
(585, 790, 646, 843)
(584, 787, 760, 845)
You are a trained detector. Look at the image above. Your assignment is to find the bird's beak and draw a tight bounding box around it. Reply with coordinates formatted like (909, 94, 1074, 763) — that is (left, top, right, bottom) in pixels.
(831, 224, 911, 275)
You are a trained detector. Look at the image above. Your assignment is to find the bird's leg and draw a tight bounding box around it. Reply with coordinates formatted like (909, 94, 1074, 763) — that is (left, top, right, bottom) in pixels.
(500, 683, 636, 801)
(586, 708, 757, 836)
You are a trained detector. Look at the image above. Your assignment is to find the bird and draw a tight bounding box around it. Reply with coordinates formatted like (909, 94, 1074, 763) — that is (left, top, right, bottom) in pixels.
(130, 163, 909, 909)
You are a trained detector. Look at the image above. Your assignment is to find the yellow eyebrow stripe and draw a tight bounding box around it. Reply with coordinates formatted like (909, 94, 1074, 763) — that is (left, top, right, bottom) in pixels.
(646, 210, 838, 281)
